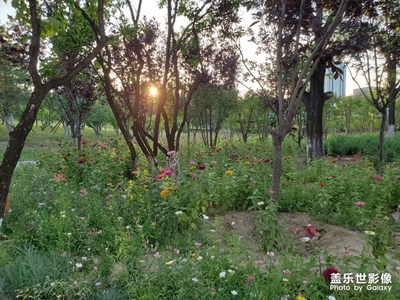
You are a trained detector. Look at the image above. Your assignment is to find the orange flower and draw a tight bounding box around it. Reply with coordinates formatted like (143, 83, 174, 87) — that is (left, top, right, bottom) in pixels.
(226, 170, 233, 175)
(160, 189, 169, 199)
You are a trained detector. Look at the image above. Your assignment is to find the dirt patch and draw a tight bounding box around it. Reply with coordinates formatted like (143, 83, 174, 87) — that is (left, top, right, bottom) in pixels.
(210, 211, 399, 276)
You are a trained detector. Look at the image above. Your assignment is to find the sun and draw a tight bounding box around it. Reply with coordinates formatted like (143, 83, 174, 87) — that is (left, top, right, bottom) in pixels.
(149, 86, 158, 97)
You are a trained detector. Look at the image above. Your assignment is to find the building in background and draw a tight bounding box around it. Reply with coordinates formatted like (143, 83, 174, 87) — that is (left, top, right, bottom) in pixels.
(324, 64, 346, 98)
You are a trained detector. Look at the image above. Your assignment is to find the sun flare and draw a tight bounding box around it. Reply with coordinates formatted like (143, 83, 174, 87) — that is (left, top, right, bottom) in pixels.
(149, 86, 158, 97)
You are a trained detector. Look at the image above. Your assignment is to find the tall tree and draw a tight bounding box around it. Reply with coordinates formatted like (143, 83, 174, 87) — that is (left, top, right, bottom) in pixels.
(246, 0, 350, 245)
(0, 0, 107, 222)
(347, 0, 400, 173)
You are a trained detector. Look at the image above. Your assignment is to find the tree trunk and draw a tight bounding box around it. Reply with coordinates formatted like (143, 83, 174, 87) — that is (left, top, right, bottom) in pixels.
(304, 62, 326, 161)
(5, 113, 14, 133)
(388, 102, 395, 138)
(0, 87, 49, 219)
(378, 109, 387, 174)
(271, 133, 283, 203)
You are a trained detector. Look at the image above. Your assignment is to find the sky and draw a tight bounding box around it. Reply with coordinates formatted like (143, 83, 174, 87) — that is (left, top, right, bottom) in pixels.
(0, 1, 363, 97)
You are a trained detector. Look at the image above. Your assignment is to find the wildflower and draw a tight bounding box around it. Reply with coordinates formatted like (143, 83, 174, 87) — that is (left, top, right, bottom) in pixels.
(282, 278, 289, 282)
(80, 188, 88, 196)
(319, 182, 326, 187)
(198, 164, 206, 170)
(50, 282, 56, 287)
(210, 160, 217, 166)
(306, 224, 317, 238)
(164, 169, 173, 177)
(231, 221, 235, 225)
(364, 230, 376, 236)
(255, 260, 263, 265)
(355, 201, 366, 207)
(323, 267, 339, 283)
(281, 295, 290, 300)
(296, 295, 307, 300)
(231, 290, 238, 296)
(54, 173, 66, 182)
(300, 237, 311, 242)
(160, 189, 169, 199)
(197, 256, 203, 260)
(226, 170, 234, 175)
(153, 252, 161, 258)
(81, 257, 87, 261)
(167, 150, 177, 156)
(195, 242, 202, 247)
(78, 157, 85, 164)
(327, 296, 336, 300)
(95, 282, 101, 287)
(175, 211, 183, 216)
(373, 175, 382, 182)
(189, 160, 197, 165)
(173, 248, 180, 254)
(191, 173, 197, 179)
(290, 226, 299, 232)
(219, 271, 226, 278)
(227, 269, 235, 274)
(267, 251, 275, 257)
(192, 277, 199, 282)
(257, 201, 264, 206)
(75, 263, 83, 268)
(165, 260, 176, 266)
(283, 269, 291, 275)
(202, 214, 209, 220)
(247, 275, 256, 281)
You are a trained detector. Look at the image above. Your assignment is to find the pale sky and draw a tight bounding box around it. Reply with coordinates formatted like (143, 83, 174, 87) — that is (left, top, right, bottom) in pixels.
(0, 1, 361, 96)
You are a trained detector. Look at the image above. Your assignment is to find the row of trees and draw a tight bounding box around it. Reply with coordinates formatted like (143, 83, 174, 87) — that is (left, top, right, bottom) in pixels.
(0, 0, 399, 229)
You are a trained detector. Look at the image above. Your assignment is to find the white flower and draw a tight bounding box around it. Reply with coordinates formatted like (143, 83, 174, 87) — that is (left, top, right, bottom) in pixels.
(81, 256, 87, 261)
(257, 201, 265, 206)
(209, 229, 216, 232)
(364, 230, 376, 236)
(266, 251, 275, 257)
(95, 282, 101, 287)
(219, 271, 226, 278)
(231, 222, 235, 225)
(175, 211, 183, 216)
(227, 269, 235, 274)
(231, 290, 238, 296)
(50, 282, 56, 287)
(192, 277, 199, 282)
(75, 263, 83, 268)
(153, 252, 161, 258)
(300, 237, 311, 242)
(197, 256, 203, 260)
(280, 296, 289, 300)
(327, 296, 336, 300)
(202, 214, 209, 220)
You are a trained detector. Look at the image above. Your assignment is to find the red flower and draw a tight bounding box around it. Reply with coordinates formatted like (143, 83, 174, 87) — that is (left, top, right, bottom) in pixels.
(373, 175, 382, 182)
(322, 268, 339, 283)
(306, 224, 316, 238)
(319, 182, 326, 187)
(354, 201, 366, 207)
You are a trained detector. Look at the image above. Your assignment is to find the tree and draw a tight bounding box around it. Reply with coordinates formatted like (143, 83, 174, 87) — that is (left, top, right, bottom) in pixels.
(190, 84, 238, 147)
(347, 0, 400, 173)
(85, 102, 111, 138)
(0, 0, 107, 222)
(97, 0, 240, 171)
(0, 23, 30, 132)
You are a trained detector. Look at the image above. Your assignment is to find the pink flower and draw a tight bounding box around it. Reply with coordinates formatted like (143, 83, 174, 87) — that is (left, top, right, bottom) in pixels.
(289, 226, 299, 233)
(283, 269, 291, 275)
(354, 201, 366, 207)
(373, 175, 382, 182)
(255, 260, 263, 265)
(323, 268, 339, 283)
(191, 173, 197, 179)
(306, 224, 316, 238)
(54, 173, 66, 182)
(266, 251, 275, 257)
(164, 169, 173, 177)
(194, 242, 202, 247)
(247, 275, 256, 281)
(167, 150, 177, 156)
(189, 160, 196, 165)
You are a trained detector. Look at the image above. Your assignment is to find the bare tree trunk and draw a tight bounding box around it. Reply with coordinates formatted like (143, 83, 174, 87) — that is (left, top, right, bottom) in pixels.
(379, 109, 387, 174)
(388, 102, 395, 138)
(271, 133, 284, 203)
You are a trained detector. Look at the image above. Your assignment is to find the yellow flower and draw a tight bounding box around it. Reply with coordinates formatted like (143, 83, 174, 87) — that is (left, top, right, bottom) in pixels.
(296, 295, 307, 300)
(160, 189, 169, 199)
(226, 170, 233, 175)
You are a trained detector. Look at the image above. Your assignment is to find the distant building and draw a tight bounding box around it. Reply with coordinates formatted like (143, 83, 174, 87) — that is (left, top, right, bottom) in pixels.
(324, 64, 346, 98)
(352, 87, 370, 96)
